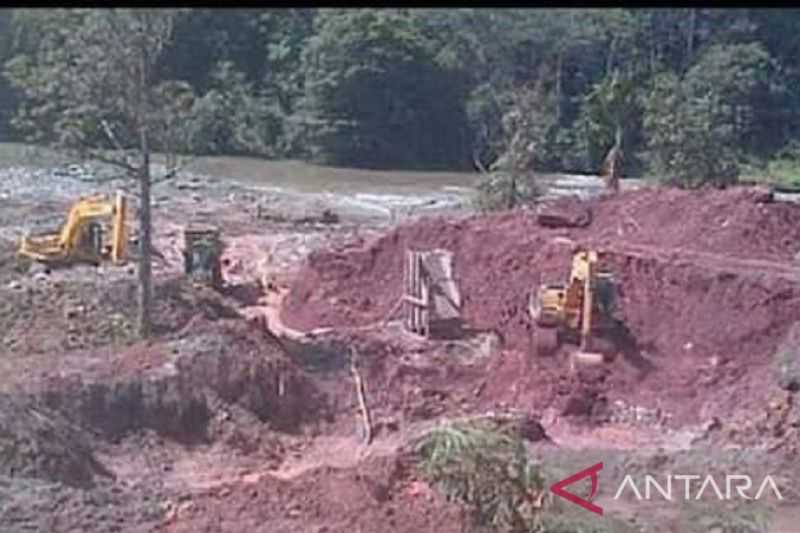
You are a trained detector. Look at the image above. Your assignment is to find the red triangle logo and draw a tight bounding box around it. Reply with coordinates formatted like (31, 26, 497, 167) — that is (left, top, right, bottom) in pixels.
(550, 462, 604, 515)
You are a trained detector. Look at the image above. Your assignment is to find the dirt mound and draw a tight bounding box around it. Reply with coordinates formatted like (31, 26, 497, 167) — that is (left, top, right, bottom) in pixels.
(26, 318, 320, 443)
(157, 454, 462, 533)
(588, 186, 800, 261)
(0, 394, 111, 488)
(282, 186, 800, 425)
(536, 196, 593, 228)
(0, 475, 164, 533)
(0, 276, 243, 360)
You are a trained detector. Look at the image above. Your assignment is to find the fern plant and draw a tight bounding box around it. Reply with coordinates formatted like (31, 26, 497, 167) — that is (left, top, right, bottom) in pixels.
(415, 422, 547, 532)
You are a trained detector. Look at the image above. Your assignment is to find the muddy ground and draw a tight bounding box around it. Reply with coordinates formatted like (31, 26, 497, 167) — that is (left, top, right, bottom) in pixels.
(1, 158, 800, 533)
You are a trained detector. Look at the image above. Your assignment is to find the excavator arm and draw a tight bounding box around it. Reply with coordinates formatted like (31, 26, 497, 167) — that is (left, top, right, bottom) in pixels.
(110, 191, 127, 263)
(529, 249, 618, 364)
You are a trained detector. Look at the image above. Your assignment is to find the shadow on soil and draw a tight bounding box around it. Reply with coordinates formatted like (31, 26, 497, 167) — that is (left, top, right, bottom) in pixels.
(612, 320, 658, 376)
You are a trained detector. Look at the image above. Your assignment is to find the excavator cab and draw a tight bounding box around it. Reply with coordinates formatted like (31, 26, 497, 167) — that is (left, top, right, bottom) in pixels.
(182, 224, 223, 289)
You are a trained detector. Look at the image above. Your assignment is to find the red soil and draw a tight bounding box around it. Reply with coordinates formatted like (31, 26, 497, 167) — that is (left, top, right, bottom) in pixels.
(281, 186, 800, 425)
(157, 455, 463, 533)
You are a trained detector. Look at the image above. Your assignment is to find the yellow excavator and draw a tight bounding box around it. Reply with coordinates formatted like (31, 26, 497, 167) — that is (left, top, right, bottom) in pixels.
(17, 191, 128, 267)
(529, 249, 619, 365)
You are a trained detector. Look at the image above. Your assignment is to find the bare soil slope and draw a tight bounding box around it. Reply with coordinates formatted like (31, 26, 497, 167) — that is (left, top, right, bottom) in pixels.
(282, 187, 800, 426)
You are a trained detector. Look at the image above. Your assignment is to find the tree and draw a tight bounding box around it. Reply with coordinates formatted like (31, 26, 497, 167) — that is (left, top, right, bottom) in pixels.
(415, 9, 526, 170)
(299, 9, 469, 170)
(682, 42, 780, 156)
(255, 9, 316, 157)
(415, 421, 636, 533)
(643, 73, 737, 188)
(578, 71, 638, 170)
(0, 10, 16, 140)
(5, 9, 192, 337)
(643, 43, 779, 188)
(186, 61, 280, 157)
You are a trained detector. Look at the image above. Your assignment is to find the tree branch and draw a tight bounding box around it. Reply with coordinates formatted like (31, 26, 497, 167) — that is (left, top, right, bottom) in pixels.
(350, 348, 373, 446)
(473, 149, 491, 175)
(100, 119, 128, 154)
(151, 155, 198, 186)
(86, 150, 138, 175)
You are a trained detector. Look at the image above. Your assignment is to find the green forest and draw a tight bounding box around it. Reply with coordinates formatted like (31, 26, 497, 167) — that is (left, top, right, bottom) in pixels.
(1, 8, 799, 187)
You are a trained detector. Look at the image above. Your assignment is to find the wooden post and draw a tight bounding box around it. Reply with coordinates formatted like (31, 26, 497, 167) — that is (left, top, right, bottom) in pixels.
(350, 349, 373, 446)
(414, 252, 422, 334)
(402, 248, 438, 338)
(420, 264, 429, 337)
(580, 259, 593, 352)
(409, 250, 416, 332)
(413, 250, 418, 332)
(403, 249, 410, 331)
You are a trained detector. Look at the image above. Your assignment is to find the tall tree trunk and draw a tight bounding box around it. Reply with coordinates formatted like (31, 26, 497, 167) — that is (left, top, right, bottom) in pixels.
(555, 50, 563, 125)
(606, 36, 617, 77)
(507, 172, 517, 209)
(137, 145, 153, 338)
(137, 32, 153, 339)
(687, 8, 697, 68)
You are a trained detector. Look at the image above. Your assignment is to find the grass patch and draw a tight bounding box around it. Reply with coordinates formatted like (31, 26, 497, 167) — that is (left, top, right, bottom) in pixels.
(740, 158, 800, 186)
(676, 502, 773, 533)
(413, 420, 638, 533)
(740, 143, 800, 186)
(764, 158, 800, 186)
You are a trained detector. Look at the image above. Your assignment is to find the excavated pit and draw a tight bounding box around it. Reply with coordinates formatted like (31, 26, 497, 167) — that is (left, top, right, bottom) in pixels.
(29, 318, 323, 445)
(0, 394, 113, 489)
(0, 276, 339, 504)
(6, 181, 800, 532)
(282, 186, 800, 426)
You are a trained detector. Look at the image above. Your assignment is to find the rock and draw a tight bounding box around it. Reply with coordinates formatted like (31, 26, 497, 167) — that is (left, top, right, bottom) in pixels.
(6, 280, 22, 290)
(536, 200, 593, 229)
(320, 209, 340, 224)
(703, 417, 722, 433)
(64, 305, 85, 320)
(751, 187, 774, 204)
(518, 415, 549, 442)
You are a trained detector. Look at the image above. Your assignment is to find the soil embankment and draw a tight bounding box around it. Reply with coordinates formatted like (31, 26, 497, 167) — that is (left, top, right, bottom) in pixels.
(282, 187, 800, 426)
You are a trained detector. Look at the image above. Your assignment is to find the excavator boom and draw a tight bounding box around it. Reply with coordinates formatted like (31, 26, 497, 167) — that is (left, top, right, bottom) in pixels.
(529, 249, 618, 366)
